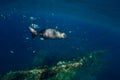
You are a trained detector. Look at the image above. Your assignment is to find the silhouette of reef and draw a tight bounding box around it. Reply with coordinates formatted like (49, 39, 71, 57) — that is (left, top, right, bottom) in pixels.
(0, 50, 105, 80)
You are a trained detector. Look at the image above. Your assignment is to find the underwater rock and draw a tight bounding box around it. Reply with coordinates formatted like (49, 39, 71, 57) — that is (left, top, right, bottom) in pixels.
(0, 51, 105, 80)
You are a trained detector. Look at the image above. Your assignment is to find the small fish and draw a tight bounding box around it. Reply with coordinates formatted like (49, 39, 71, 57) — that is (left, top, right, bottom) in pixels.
(29, 27, 67, 40)
(10, 50, 14, 54)
(30, 23, 39, 29)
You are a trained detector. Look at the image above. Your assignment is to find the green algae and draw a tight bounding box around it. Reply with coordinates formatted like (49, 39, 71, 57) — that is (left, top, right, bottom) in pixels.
(0, 50, 105, 80)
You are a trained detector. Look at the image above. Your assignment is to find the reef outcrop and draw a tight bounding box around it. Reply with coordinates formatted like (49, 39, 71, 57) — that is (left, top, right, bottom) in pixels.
(0, 51, 104, 80)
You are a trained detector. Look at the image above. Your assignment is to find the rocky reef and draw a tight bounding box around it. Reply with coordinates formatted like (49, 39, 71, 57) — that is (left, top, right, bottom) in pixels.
(0, 50, 105, 80)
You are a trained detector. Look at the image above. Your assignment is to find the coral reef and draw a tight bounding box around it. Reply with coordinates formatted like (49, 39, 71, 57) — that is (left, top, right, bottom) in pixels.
(0, 50, 105, 80)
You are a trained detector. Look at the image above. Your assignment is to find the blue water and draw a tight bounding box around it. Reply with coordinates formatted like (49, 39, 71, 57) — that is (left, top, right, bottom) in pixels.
(0, 0, 120, 80)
